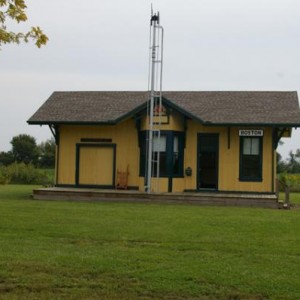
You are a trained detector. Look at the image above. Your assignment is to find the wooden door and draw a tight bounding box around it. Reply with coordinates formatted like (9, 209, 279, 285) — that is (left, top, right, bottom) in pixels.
(197, 134, 219, 190)
(76, 144, 116, 187)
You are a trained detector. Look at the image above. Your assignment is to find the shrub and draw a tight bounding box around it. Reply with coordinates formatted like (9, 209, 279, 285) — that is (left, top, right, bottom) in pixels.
(278, 173, 300, 192)
(0, 163, 53, 185)
(0, 167, 10, 184)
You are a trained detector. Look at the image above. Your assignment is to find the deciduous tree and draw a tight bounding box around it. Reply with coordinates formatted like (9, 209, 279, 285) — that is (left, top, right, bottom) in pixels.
(10, 134, 39, 165)
(38, 138, 55, 168)
(0, 150, 14, 166)
(277, 152, 286, 173)
(0, 0, 48, 48)
(287, 150, 300, 173)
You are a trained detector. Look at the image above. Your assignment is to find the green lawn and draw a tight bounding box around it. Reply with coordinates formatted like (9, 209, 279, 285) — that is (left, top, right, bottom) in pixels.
(279, 192, 300, 204)
(277, 173, 300, 193)
(0, 185, 300, 299)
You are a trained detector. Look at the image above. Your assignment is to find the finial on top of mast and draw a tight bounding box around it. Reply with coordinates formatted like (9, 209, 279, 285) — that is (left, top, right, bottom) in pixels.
(150, 5, 160, 25)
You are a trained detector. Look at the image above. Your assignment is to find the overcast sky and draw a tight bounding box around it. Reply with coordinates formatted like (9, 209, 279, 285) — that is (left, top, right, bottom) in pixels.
(1, 0, 299, 159)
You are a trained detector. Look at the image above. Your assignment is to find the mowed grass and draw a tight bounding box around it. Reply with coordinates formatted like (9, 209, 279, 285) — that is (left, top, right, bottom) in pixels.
(0, 186, 300, 299)
(279, 192, 300, 204)
(278, 173, 300, 193)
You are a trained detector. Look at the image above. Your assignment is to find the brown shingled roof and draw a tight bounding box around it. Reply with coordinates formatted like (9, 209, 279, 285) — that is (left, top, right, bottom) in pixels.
(28, 91, 148, 124)
(163, 91, 300, 125)
(28, 91, 300, 126)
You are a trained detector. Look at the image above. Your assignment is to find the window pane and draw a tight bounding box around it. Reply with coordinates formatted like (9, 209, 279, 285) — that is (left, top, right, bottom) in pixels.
(173, 136, 178, 153)
(243, 138, 251, 155)
(251, 138, 259, 155)
(173, 153, 179, 174)
(153, 152, 167, 175)
(153, 135, 166, 152)
(153, 135, 167, 176)
(243, 137, 260, 155)
(242, 155, 260, 178)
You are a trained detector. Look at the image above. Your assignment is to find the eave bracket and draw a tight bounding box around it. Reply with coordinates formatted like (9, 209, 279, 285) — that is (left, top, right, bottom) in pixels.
(49, 124, 59, 145)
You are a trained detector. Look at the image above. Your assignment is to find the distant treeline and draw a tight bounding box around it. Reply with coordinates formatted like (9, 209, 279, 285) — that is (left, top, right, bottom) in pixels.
(0, 134, 55, 168)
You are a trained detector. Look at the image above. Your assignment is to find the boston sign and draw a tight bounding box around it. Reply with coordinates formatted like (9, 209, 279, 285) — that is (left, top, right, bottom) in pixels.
(239, 129, 264, 136)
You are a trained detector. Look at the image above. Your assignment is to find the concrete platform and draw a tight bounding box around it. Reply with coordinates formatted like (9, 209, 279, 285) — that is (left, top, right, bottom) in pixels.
(32, 187, 280, 209)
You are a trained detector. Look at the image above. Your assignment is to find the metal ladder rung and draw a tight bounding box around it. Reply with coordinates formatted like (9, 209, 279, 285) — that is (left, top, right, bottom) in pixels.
(153, 93, 161, 97)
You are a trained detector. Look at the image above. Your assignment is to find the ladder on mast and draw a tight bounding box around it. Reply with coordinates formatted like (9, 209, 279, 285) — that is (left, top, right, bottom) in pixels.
(145, 9, 164, 193)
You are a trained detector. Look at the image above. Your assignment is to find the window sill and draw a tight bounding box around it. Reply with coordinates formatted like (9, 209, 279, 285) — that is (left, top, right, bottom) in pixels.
(239, 178, 263, 182)
(139, 174, 184, 178)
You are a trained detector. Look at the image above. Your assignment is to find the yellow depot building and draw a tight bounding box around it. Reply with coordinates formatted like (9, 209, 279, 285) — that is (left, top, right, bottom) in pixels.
(28, 91, 300, 195)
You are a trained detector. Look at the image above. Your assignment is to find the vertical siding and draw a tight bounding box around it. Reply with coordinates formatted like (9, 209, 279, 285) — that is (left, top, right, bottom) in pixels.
(183, 122, 274, 193)
(57, 119, 140, 187)
(54, 145, 58, 185)
(219, 127, 273, 192)
(141, 111, 184, 131)
(273, 150, 277, 193)
(183, 121, 227, 191)
(56, 116, 275, 193)
(138, 111, 185, 192)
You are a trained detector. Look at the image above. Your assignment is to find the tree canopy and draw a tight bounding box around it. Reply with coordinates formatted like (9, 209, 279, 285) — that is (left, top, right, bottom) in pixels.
(277, 149, 300, 174)
(38, 138, 56, 168)
(0, 134, 55, 167)
(10, 134, 39, 165)
(0, 0, 48, 48)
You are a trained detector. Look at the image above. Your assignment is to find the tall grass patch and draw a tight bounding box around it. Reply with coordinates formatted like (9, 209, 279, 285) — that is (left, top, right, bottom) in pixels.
(0, 163, 53, 185)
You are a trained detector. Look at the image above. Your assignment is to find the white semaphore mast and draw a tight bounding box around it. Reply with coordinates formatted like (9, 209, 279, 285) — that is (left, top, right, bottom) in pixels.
(146, 8, 164, 193)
